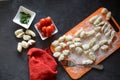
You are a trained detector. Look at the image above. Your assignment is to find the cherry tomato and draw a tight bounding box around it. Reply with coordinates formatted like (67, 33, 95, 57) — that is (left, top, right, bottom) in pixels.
(45, 16, 52, 26)
(50, 23, 55, 32)
(37, 23, 42, 30)
(42, 26, 47, 32)
(46, 26, 53, 34)
(41, 32, 46, 37)
(46, 32, 52, 37)
(40, 18, 46, 26)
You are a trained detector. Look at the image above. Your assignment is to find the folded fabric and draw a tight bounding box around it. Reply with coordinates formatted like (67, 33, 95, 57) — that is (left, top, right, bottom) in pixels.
(27, 48, 57, 80)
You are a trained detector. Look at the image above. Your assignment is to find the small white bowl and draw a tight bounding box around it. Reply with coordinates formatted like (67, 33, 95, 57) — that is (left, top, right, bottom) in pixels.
(34, 21, 58, 40)
(13, 6, 36, 29)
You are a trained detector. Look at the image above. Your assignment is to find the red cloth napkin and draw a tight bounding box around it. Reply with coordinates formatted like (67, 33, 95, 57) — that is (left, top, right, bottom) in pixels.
(27, 48, 57, 80)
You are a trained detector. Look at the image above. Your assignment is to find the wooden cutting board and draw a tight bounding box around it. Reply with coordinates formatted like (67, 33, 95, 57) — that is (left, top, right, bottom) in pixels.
(50, 7, 120, 79)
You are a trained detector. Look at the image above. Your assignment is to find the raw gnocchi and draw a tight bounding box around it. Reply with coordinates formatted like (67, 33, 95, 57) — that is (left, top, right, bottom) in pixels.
(88, 51, 96, 61)
(65, 35, 73, 41)
(58, 54, 65, 61)
(94, 16, 102, 25)
(101, 45, 109, 51)
(15, 29, 24, 36)
(17, 42, 22, 52)
(55, 46, 62, 52)
(21, 41, 29, 49)
(59, 42, 67, 48)
(81, 59, 93, 65)
(62, 50, 70, 56)
(53, 52, 61, 58)
(25, 29, 36, 37)
(58, 35, 66, 42)
(92, 44, 100, 51)
(82, 44, 90, 50)
(89, 38, 96, 47)
(75, 47, 83, 55)
(86, 30, 95, 37)
(28, 39, 36, 45)
(99, 40, 108, 46)
(101, 8, 107, 14)
(16, 32, 24, 38)
(23, 35, 31, 41)
(106, 11, 111, 20)
(89, 15, 99, 23)
(79, 30, 86, 38)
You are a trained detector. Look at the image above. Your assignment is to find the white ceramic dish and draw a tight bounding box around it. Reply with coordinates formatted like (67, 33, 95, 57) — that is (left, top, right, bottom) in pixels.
(34, 22, 58, 40)
(13, 6, 36, 29)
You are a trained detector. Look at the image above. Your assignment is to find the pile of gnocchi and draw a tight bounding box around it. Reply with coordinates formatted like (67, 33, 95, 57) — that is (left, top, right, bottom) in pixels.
(51, 8, 116, 65)
(15, 29, 36, 52)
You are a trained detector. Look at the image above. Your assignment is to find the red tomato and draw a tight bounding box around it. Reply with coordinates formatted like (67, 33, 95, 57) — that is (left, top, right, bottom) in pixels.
(37, 23, 42, 30)
(42, 26, 47, 32)
(45, 16, 52, 26)
(46, 26, 53, 34)
(50, 23, 55, 32)
(41, 32, 46, 37)
(40, 18, 46, 26)
(46, 32, 52, 37)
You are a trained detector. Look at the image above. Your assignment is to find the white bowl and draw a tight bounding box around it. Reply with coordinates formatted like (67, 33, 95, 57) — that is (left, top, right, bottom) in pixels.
(34, 21, 58, 40)
(13, 6, 36, 29)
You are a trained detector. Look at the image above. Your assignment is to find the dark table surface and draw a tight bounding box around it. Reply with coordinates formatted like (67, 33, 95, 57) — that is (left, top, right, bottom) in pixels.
(0, 0, 120, 80)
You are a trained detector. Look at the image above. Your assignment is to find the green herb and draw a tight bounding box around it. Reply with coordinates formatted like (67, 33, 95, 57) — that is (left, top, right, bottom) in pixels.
(20, 12, 31, 24)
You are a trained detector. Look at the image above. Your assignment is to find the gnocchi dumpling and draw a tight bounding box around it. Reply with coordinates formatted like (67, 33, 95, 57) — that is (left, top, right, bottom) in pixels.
(95, 32, 101, 40)
(58, 54, 65, 61)
(89, 38, 96, 47)
(86, 30, 95, 37)
(21, 41, 29, 49)
(104, 24, 110, 33)
(75, 47, 83, 55)
(28, 39, 36, 45)
(79, 30, 86, 38)
(15, 29, 24, 36)
(66, 41, 73, 46)
(73, 37, 81, 42)
(69, 44, 75, 50)
(110, 30, 115, 39)
(23, 35, 31, 41)
(92, 44, 100, 51)
(101, 45, 109, 51)
(58, 35, 66, 42)
(53, 52, 61, 58)
(88, 52, 96, 61)
(97, 21, 105, 26)
(59, 42, 67, 48)
(82, 43, 90, 50)
(25, 29, 36, 37)
(17, 42, 22, 52)
(105, 29, 111, 38)
(94, 26, 101, 32)
(81, 59, 93, 65)
(16, 32, 24, 38)
(101, 22, 108, 32)
(55, 46, 62, 52)
(89, 15, 99, 23)
(74, 42, 82, 47)
(65, 35, 73, 41)
(74, 29, 83, 37)
(101, 8, 108, 14)
(52, 40, 59, 47)
(62, 50, 70, 56)
(99, 40, 108, 46)
(106, 11, 111, 20)
(94, 16, 102, 25)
